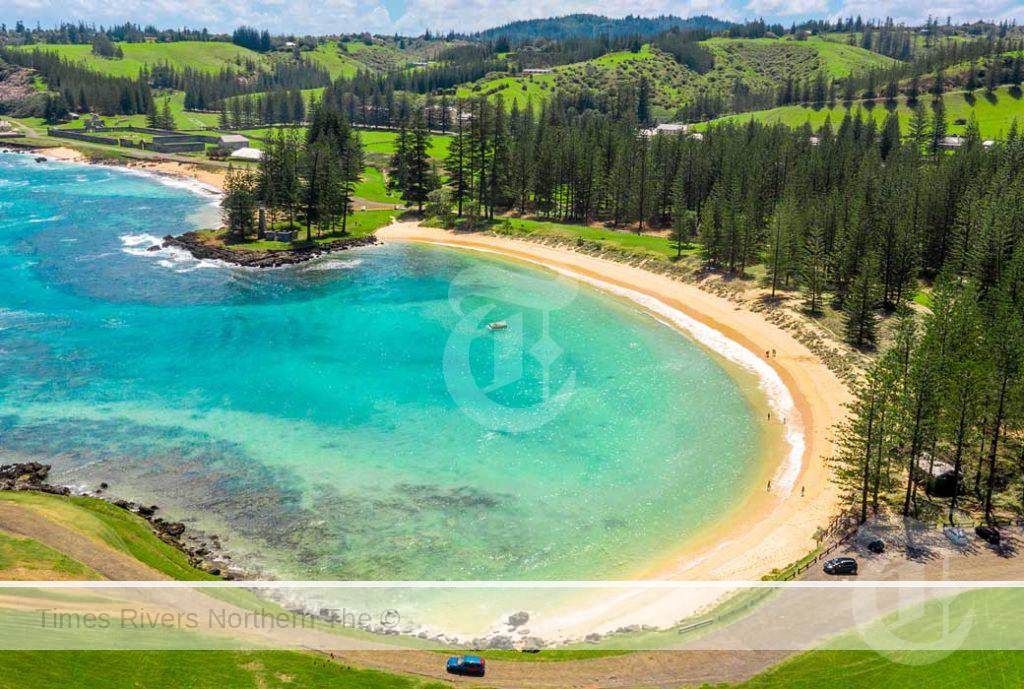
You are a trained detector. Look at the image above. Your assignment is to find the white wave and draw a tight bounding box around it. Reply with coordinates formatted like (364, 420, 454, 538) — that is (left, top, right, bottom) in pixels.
(118, 233, 226, 273)
(302, 258, 364, 272)
(27, 215, 64, 224)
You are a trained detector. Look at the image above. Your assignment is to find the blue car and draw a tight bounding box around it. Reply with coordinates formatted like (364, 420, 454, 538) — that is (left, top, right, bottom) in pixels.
(446, 655, 486, 677)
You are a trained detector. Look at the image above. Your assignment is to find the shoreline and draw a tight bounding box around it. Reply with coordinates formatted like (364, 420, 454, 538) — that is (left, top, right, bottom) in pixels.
(377, 221, 851, 640)
(6, 145, 228, 192)
(4, 148, 853, 643)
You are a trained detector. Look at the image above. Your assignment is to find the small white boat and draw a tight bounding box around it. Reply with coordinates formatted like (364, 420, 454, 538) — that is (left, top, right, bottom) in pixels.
(487, 321, 508, 331)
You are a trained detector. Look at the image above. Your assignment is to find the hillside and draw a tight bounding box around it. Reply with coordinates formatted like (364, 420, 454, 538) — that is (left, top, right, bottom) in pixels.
(702, 35, 896, 81)
(699, 85, 1024, 139)
(9, 41, 261, 76)
(457, 37, 895, 118)
(475, 13, 733, 41)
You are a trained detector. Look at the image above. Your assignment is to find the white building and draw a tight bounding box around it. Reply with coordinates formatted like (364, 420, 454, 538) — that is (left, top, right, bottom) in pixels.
(229, 147, 263, 162)
(219, 134, 250, 151)
(640, 123, 688, 137)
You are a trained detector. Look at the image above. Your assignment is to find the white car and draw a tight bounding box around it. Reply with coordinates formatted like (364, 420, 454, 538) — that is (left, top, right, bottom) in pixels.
(943, 526, 969, 547)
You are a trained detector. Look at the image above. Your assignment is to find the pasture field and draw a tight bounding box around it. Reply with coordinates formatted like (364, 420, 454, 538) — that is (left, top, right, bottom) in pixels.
(700, 85, 1024, 139)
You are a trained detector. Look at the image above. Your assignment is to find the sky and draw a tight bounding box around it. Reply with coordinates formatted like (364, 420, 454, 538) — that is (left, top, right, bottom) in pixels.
(2, 0, 1023, 37)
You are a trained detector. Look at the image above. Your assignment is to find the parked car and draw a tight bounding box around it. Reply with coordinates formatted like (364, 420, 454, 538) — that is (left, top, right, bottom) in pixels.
(975, 525, 1001, 545)
(446, 655, 486, 677)
(943, 526, 969, 547)
(823, 557, 858, 575)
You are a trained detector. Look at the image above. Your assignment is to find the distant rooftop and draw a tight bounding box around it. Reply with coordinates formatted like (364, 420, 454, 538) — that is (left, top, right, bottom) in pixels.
(229, 147, 263, 161)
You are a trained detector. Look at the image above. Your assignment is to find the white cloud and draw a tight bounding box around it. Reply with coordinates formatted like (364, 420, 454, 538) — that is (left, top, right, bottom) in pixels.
(830, 0, 1024, 24)
(746, 0, 828, 17)
(3, 0, 394, 34)
(2, 0, 1019, 36)
(393, 0, 742, 35)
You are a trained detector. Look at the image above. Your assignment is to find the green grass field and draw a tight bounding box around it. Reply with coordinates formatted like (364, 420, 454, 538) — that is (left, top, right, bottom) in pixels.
(357, 129, 451, 160)
(732, 650, 1024, 688)
(203, 208, 396, 251)
(703, 35, 896, 80)
(0, 532, 100, 580)
(456, 74, 555, 110)
(0, 651, 450, 689)
(0, 491, 218, 581)
(700, 85, 1024, 139)
(12, 41, 261, 77)
(50, 90, 221, 131)
(354, 166, 403, 204)
(489, 217, 696, 260)
(306, 43, 363, 78)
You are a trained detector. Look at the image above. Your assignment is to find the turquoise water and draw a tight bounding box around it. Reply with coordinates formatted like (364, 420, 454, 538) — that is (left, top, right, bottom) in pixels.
(0, 152, 767, 584)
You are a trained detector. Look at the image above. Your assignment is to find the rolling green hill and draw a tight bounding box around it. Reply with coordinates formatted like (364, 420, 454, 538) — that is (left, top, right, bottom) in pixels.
(699, 85, 1024, 139)
(457, 37, 895, 117)
(305, 43, 363, 78)
(703, 35, 896, 82)
(10, 41, 262, 77)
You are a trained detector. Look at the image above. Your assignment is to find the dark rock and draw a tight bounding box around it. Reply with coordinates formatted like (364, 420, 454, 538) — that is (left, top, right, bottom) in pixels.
(100, 482, 109, 489)
(136, 505, 155, 517)
(0, 462, 51, 484)
(486, 635, 515, 650)
(162, 232, 381, 269)
(146, 245, 161, 252)
(520, 637, 546, 651)
(507, 611, 530, 627)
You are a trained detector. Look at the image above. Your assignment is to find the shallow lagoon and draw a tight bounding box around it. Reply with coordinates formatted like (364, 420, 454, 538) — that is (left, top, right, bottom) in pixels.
(0, 152, 769, 592)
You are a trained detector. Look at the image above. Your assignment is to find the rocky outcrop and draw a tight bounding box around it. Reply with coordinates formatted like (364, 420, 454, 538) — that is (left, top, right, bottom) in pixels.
(164, 231, 380, 268)
(0, 462, 68, 495)
(507, 610, 530, 627)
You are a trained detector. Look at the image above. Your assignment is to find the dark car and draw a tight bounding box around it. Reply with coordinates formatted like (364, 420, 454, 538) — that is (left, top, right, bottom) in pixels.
(446, 655, 486, 677)
(976, 525, 1001, 545)
(823, 557, 858, 575)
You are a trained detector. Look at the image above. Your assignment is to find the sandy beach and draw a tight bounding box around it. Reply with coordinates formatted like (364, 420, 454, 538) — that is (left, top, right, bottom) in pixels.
(31, 146, 227, 191)
(378, 221, 851, 639)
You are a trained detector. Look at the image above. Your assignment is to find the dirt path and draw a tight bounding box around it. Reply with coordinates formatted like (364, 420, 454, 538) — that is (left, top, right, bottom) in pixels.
(325, 650, 789, 688)
(0, 501, 169, 581)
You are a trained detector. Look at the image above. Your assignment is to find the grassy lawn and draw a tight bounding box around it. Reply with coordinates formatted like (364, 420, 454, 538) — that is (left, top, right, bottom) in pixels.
(0, 651, 451, 689)
(306, 43, 364, 78)
(205, 209, 396, 251)
(703, 36, 895, 80)
(51, 91, 221, 131)
(732, 650, 1024, 688)
(357, 129, 451, 160)
(0, 532, 100, 580)
(0, 492, 217, 581)
(456, 74, 555, 110)
(488, 217, 698, 261)
(354, 166, 403, 204)
(700, 85, 1024, 139)
(12, 41, 261, 77)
